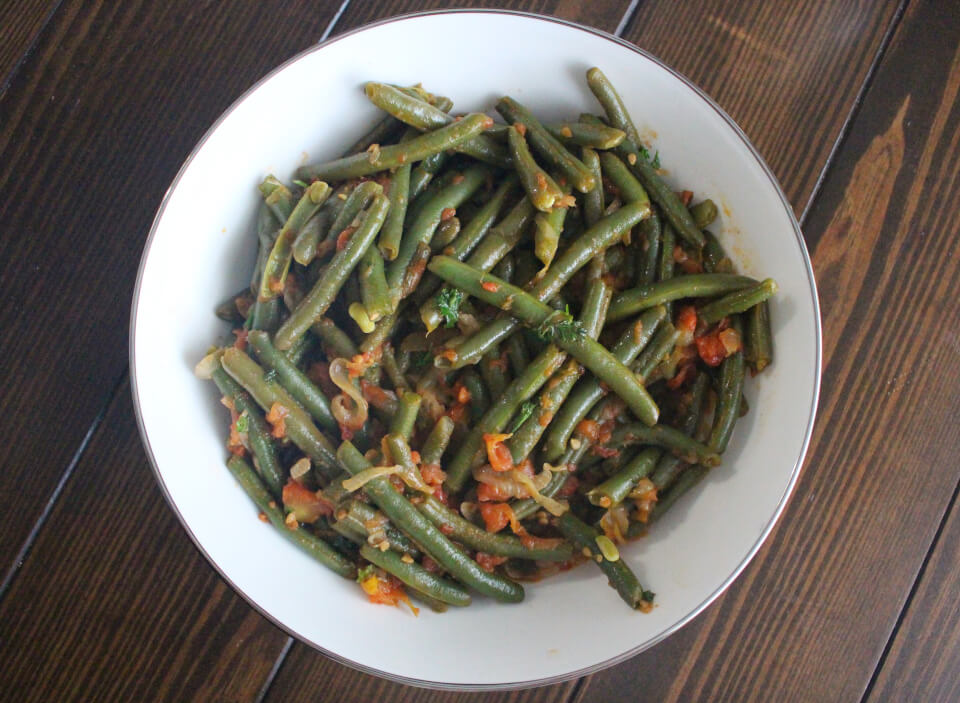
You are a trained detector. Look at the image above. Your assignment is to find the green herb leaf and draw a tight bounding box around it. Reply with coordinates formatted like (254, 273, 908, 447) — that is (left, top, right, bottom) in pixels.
(411, 351, 432, 368)
(642, 589, 656, 604)
(436, 287, 464, 329)
(293, 179, 309, 188)
(235, 414, 249, 433)
(357, 564, 377, 584)
(511, 401, 537, 433)
(263, 368, 279, 384)
(651, 151, 661, 170)
(536, 309, 586, 343)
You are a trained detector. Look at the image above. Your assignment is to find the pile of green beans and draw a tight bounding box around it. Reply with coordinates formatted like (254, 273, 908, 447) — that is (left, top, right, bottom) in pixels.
(202, 69, 777, 613)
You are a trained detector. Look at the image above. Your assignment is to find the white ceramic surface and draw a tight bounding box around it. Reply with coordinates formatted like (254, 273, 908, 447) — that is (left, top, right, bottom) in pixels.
(131, 11, 820, 689)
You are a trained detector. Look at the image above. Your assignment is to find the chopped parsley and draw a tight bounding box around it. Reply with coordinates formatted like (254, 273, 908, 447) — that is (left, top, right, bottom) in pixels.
(651, 151, 661, 170)
(511, 401, 538, 433)
(642, 589, 656, 603)
(436, 287, 464, 328)
(293, 179, 309, 188)
(235, 414, 249, 433)
(356, 564, 377, 584)
(411, 351, 432, 368)
(536, 308, 586, 343)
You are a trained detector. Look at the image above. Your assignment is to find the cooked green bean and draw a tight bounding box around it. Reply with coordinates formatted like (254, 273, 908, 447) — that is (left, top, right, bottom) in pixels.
(418, 497, 573, 561)
(389, 392, 422, 441)
(247, 330, 338, 433)
(585, 67, 642, 145)
(648, 465, 709, 526)
(498, 96, 596, 193)
(649, 372, 708, 491)
(421, 415, 455, 467)
(343, 113, 405, 156)
(605, 422, 721, 466)
(325, 181, 381, 249)
(428, 257, 660, 427)
(581, 147, 604, 227)
(338, 500, 421, 558)
(691, 199, 718, 229)
(543, 306, 666, 461)
(337, 442, 524, 602)
(226, 455, 355, 578)
(296, 113, 493, 182)
(702, 229, 733, 273)
(379, 166, 410, 262)
(533, 188, 570, 270)
(459, 369, 490, 421)
(359, 544, 471, 607)
(258, 176, 295, 224)
(558, 511, 651, 610)
(745, 300, 773, 373)
(697, 278, 778, 324)
(291, 206, 331, 266)
(547, 121, 626, 149)
(607, 273, 757, 322)
(633, 322, 680, 382)
(312, 317, 359, 359)
(599, 151, 650, 209)
(275, 193, 390, 350)
(708, 317, 746, 453)
(588, 447, 661, 507)
(357, 245, 392, 322)
(221, 348, 340, 477)
(507, 125, 564, 212)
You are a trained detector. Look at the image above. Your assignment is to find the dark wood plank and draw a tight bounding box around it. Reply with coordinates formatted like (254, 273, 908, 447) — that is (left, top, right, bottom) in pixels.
(574, 0, 960, 700)
(335, 0, 631, 34)
(868, 494, 960, 702)
(0, 0, 56, 88)
(0, 381, 290, 701)
(621, 0, 903, 215)
(0, 0, 343, 574)
(260, 3, 632, 700)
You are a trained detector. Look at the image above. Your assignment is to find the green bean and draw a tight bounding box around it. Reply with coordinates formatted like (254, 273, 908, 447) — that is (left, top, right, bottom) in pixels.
(408, 152, 449, 201)
(325, 181, 382, 249)
(389, 392, 422, 441)
(225, 455, 355, 578)
(650, 371, 708, 491)
(588, 447, 661, 507)
(598, 151, 650, 210)
(445, 174, 519, 260)
(745, 300, 773, 373)
(459, 369, 490, 421)
(257, 181, 331, 302)
(380, 344, 409, 393)
(429, 257, 660, 427)
(492, 253, 515, 283)
(581, 148, 604, 227)
(421, 415, 455, 466)
(505, 333, 530, 379)
(386, 165, 489, 294)
(542, 306, 666, 461)
(258, 176, 295, 224)
(343, 113, 405, 156)
(291, 206, 331, 266)
(282, 328, 315, 367)
(557, 511, 651, 609)
(547, 121, 626, 150)
(249, 297, 281, 333)
(633, 322, 680, 382)
(433, 216, 461, 251)
(359, 544, 471, 607)
(506, 125, 564, 211)
(605, 422, 720, 466)
(444, 200, 652, 368)
(498, 97, 596, 193)
(296, 113, 493, 182)
(480, 346, 509, 401)
(337, 442, 524, 602)
(360, 309, 398, 354)
(647, 465, 708, 526)
(275, 193, 390, 350)
(533, 187, 570, 270)
(418, 497, 573, 561)
(507, 358, 580, 464)
(220, 347, 340, 477)
(698, 278, 778, 324)
(247, 331, 338, 433)
(364, 82, 509, 167)
(312, 317, 359, 359)
(708, 317, 745, 453)
(445, 342, 568, 492)
(337, 500, 421, 559)
(585, 67, 642, 145)
(690, 199, 718, 229)
(700, 230, 729, 273)
(607, 273, 758, 322)
(357, 245, 392, 322)
(379, 166, 410, 262)
(211, 368, 285, 497)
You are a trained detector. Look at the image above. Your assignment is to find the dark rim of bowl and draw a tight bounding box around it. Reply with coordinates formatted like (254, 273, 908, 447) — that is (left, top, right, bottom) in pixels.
(129, 8, 822, 692)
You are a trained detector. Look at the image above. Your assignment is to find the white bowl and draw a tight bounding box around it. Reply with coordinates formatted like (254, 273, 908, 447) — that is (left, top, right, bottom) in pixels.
(131, 10, 820, 690)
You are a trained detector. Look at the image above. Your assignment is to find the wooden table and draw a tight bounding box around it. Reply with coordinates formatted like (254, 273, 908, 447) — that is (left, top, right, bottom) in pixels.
(1, 1, 957, 700)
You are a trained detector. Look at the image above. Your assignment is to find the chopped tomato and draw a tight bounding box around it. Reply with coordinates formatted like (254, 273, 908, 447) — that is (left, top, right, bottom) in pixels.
(678, 190, 693, 206)
(420, 463, 446, 487)
(439, 348, 458, 364)
(359, 573, 418, 614)
(695, 329, 730, 367)
(336, 226, 358, 251)
(441, 206, 457, 221)
(481, 281, 499, 292)
(475, 552, 509, 572)
(667, 362, 697, 389)
(232, 328, 249, 351)
(454, 383, 471, 404)
(477, 481, 514, 502)
(591, 445, 619, 458)
(265, 403, 289, 439)
(226, 419, 246, 457)
(514, 122, 527, 137)
(576, 419, 600, 441)
(557, 475, 579, 498)
(308, 361, 339, 399)
(479, 502, 513, 533)
(360, 379, 396, 409)
(346, 348, 382, 379)
(447, 403, 468, 424)
(676, 305, 698, 334)
(282, 479, 333, 524)
(483, 433, 514, 472)
(597, 420, 614, 444)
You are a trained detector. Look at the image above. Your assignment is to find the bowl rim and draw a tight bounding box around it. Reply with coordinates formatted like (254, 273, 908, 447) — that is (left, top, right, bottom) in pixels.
(129, 8, 822, 691)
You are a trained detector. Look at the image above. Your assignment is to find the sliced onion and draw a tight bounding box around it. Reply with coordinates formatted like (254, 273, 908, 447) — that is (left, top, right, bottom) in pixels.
(341, 465, 402, 492)
(194, 348, 223, 379)
(329, 357, 369, 430)
(510, 469, 568, 516)
(290, 457, 312, 483)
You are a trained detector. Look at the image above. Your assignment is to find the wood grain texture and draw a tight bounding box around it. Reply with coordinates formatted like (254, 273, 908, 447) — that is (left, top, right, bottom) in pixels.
(0, 0, 56, 88)
(335, 0, 631, 34)
(0, 382, 290, 702)
(621, 0, 903, 215)
(0, 0, 342, 575)
(868, 495, 960, 702)
(574, 1, 960, 701)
